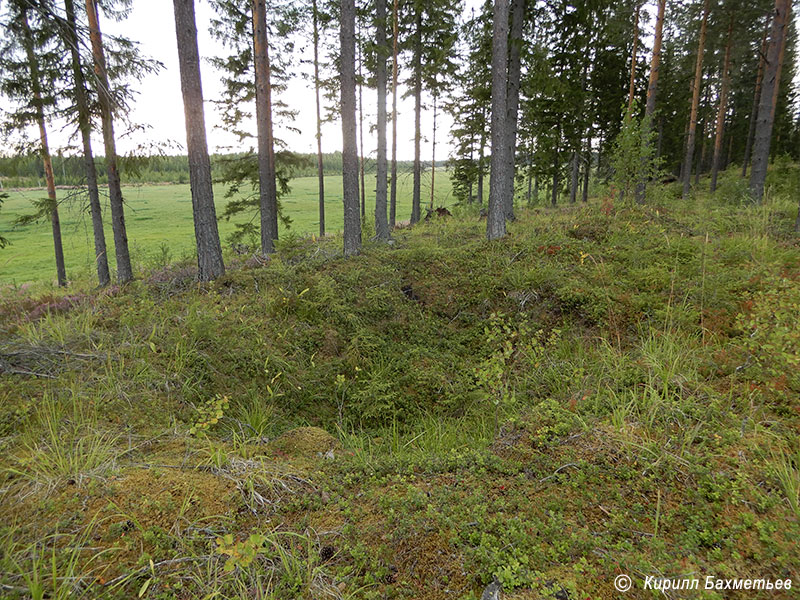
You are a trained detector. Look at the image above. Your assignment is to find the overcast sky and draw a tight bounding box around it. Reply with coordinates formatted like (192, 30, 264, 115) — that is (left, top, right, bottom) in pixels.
(98, 0, 456, 162)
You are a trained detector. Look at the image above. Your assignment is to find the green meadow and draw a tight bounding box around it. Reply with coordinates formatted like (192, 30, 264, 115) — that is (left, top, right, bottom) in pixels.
(0, 172, 455, 285)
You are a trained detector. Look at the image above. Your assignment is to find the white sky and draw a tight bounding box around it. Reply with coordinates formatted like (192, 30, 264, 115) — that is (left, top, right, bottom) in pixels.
(100, 0, 455, 162)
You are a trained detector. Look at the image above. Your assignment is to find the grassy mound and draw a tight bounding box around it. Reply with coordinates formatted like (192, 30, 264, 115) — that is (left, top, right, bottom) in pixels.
(1, 169, 799, 599)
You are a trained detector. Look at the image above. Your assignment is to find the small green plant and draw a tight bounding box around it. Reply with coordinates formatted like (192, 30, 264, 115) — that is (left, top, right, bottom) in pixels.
(216, 533, 266, 573)
(771, 447, 800, 518)
(609, 103, 659, 202)
(189, 395, 230, 435)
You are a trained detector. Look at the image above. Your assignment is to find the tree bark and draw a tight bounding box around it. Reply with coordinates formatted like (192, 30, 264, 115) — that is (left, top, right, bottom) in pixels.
(710, 16, 734, 194)
(487, 0, 509, 240)
(85, 0, 133, 283)
(340, 0, 361, 255)
(253, 0, 279, 255)
(410, 10, 423, 225)
(742, 17, 770, 178)
(569, 151, 579, 203)
(626, 3, 640, 114)
(21, 8, 66, 287)
(634, 0, 665, 204)
(430, 95, 437, 210)
(682, 0, 709, 199)
(64, 0, 109, 286)
(749, 0, 791, 203)
(582, 137, 590, 203)
(375, 0, 390, 241)
(389, 0, 399, 228)
(358, 37, 366, 219)
(173, 0, 225, 281)
(312, 0, 325, 237)
(504, 0, 525, 221)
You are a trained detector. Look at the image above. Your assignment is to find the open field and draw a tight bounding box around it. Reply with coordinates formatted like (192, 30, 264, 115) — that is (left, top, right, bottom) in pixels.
(0, 172, 455, 285)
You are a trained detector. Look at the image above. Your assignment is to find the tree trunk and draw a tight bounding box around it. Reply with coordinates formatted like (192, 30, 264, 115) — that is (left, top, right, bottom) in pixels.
(477, 135, 485, 205)
(21, 8, 66, 287)
(533, 173, 539, 205)
(742, 17, 770, 178)
(252, 0, 279, 254)
(375, 0, 389, 241)
(569, 151, 579, 203)
(410, 10, 423, 225)
(313, 0, 325, 236)
(430, 95, 437, 210)
(504, 0, 525, 221)
(634, 0, 665, 204)
(582, 137, 591, 203)
(358, 37, 366, 220)
(173, 0, 225, 281)
(65, 0, 109, 286)
(749, 0, 791, 202)
(710, 16, 733, 194)
(682, 0, 709, 199)
(551, 144, 559, 207)
(487, 0, 509, 240)
(627, 3, 640, 114)
(340, 0, 361, 255)
(389, 0, 399, 229)
(86, 0, 133, 283)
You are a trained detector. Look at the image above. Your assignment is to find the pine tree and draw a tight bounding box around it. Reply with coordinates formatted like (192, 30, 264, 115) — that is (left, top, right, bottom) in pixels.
(62, 0, 110, 287)
(487, 0, 508, 240)
(682, 0, 709, 199)
(173, 0, 225, 281)
(341, 0, 361, 256)
(1, 1, 67, 286)
(85, 0, 134, 283)
(374, 0, 390, 241)
(749, 0, 792, 202)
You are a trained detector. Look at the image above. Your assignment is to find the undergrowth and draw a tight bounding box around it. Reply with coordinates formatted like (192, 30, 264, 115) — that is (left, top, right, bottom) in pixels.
(0, 166, 799, 599)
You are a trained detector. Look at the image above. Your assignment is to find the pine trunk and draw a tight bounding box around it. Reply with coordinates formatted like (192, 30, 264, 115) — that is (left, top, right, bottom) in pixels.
(375, 0, 389, 241)
(21, 9, 66, 287)
(742, 17, 770, 178)
(487, 0, 509, 240)
(173, 0, 225, 281)
(569, 152, 579, 203)
(389, 0, 399, 228)
(253, 0, 279, 254)
(430, 96, 437, 211)
(710, 16, 734, 194)
(582, 137, 591, 203)
(749, 0, 791, 202)
(627, 3, 640, 114)
(634, 0, 665, 204)
(358, 39, 366, 219)
(410, 10, 423, 225)
(682, 0, 710, 198)
(504, 0, 525, 221)
(86, 0, 133, 283)
(313, 0, 325, 236)
(340, 0, 361, 255)
(65, 0, 109, 286)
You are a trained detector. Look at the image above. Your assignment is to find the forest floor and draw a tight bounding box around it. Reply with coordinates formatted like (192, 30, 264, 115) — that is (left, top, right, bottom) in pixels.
(1, 165, 799, 599)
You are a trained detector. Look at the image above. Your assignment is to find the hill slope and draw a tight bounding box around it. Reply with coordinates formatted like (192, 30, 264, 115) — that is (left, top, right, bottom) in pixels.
(1, 173, 799, 599)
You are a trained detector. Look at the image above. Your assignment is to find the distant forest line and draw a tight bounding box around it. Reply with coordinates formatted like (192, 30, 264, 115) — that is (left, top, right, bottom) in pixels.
(0, 152, 445, 189)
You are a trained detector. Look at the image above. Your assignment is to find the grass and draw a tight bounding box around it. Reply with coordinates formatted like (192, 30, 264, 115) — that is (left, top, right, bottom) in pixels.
(0, 171, 455, 285)
(0, 164, 799, 598)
